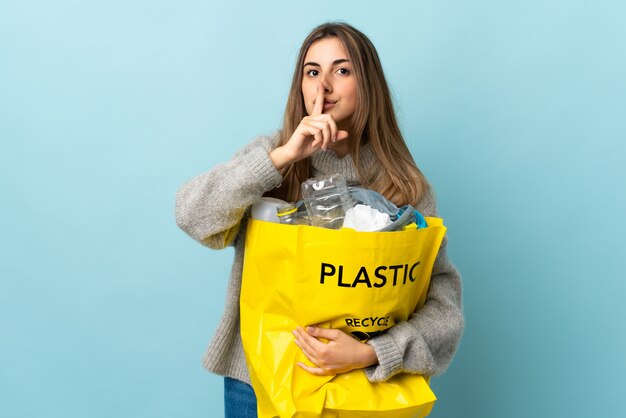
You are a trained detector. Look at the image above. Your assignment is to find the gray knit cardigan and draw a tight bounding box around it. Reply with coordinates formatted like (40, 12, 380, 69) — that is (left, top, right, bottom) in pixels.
(175, 131, 464, 384)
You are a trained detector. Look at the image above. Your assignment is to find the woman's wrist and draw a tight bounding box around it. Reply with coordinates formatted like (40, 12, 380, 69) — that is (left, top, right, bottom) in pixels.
(359, 343, 379, 368)
(269, 146, 290, 170)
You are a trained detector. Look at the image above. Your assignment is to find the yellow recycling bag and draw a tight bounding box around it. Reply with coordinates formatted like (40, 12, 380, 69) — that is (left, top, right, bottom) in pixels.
(240, 217, 447, 418)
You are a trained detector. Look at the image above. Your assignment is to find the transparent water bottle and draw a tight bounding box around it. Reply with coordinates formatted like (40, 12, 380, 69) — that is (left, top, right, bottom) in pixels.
(301, 174, 353, 229)
(276, 203, 309, 225)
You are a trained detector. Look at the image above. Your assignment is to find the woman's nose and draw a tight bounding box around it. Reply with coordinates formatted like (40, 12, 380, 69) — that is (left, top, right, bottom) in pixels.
(319, 77, 332, 93)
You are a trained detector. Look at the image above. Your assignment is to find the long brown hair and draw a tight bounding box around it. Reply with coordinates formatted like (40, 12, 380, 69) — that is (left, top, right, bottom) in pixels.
(268, 22, 429, 206)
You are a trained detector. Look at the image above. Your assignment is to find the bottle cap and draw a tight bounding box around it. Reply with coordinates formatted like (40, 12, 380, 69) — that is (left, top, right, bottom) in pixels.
(276, 204, 297, 217)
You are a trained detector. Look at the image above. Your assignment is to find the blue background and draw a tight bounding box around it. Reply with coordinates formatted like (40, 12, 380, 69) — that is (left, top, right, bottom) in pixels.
(1, 1, 624, 417)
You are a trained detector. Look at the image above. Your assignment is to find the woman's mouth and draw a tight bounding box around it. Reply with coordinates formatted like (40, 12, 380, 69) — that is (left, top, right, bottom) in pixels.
(323, 100, 337, 110)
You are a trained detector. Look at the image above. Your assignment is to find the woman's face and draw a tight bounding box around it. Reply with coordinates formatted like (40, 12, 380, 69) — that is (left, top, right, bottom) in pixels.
(301, 37, 357, 130)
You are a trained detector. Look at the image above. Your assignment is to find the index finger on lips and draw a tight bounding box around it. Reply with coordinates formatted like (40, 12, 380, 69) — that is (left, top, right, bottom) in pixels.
(312, 83, 324, 116)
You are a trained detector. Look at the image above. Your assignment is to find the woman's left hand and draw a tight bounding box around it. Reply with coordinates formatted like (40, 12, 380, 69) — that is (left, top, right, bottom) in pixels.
(292, 326, 379, 376)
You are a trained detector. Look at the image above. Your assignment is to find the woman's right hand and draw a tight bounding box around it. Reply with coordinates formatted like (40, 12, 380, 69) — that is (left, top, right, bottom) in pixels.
(270, 84, 349, 170)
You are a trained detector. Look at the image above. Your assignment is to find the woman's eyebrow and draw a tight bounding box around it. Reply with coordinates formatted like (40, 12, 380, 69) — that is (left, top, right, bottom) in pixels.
(303, 59, 350, 67)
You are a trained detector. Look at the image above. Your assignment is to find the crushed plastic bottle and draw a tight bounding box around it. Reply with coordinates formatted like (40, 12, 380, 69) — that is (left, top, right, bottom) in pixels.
(301, 174, 353, 229)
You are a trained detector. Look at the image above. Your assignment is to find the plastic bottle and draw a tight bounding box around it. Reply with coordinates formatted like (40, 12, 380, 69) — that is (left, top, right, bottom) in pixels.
(251, 197, 288, 223)
(301, 174, 353, 229)
(276, 203, 309, 225)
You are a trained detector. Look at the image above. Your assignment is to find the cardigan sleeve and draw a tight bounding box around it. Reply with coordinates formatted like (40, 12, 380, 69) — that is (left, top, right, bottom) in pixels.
(175, 133, 282, 249)
(364, 190, 464, 381)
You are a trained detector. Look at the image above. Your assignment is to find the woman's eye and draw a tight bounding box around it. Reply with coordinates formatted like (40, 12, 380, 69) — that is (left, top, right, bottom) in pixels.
(306, 69, 319, 77)
(337, 67, 350, 75)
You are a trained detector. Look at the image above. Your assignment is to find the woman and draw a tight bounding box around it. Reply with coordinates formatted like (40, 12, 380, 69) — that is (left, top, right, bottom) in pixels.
(175, 22, 464, 418)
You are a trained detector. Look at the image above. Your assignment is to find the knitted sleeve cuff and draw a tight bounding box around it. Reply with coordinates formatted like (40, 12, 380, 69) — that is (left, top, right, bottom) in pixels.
(242, 143, 283, 191)
(364, 332, 404, 382)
